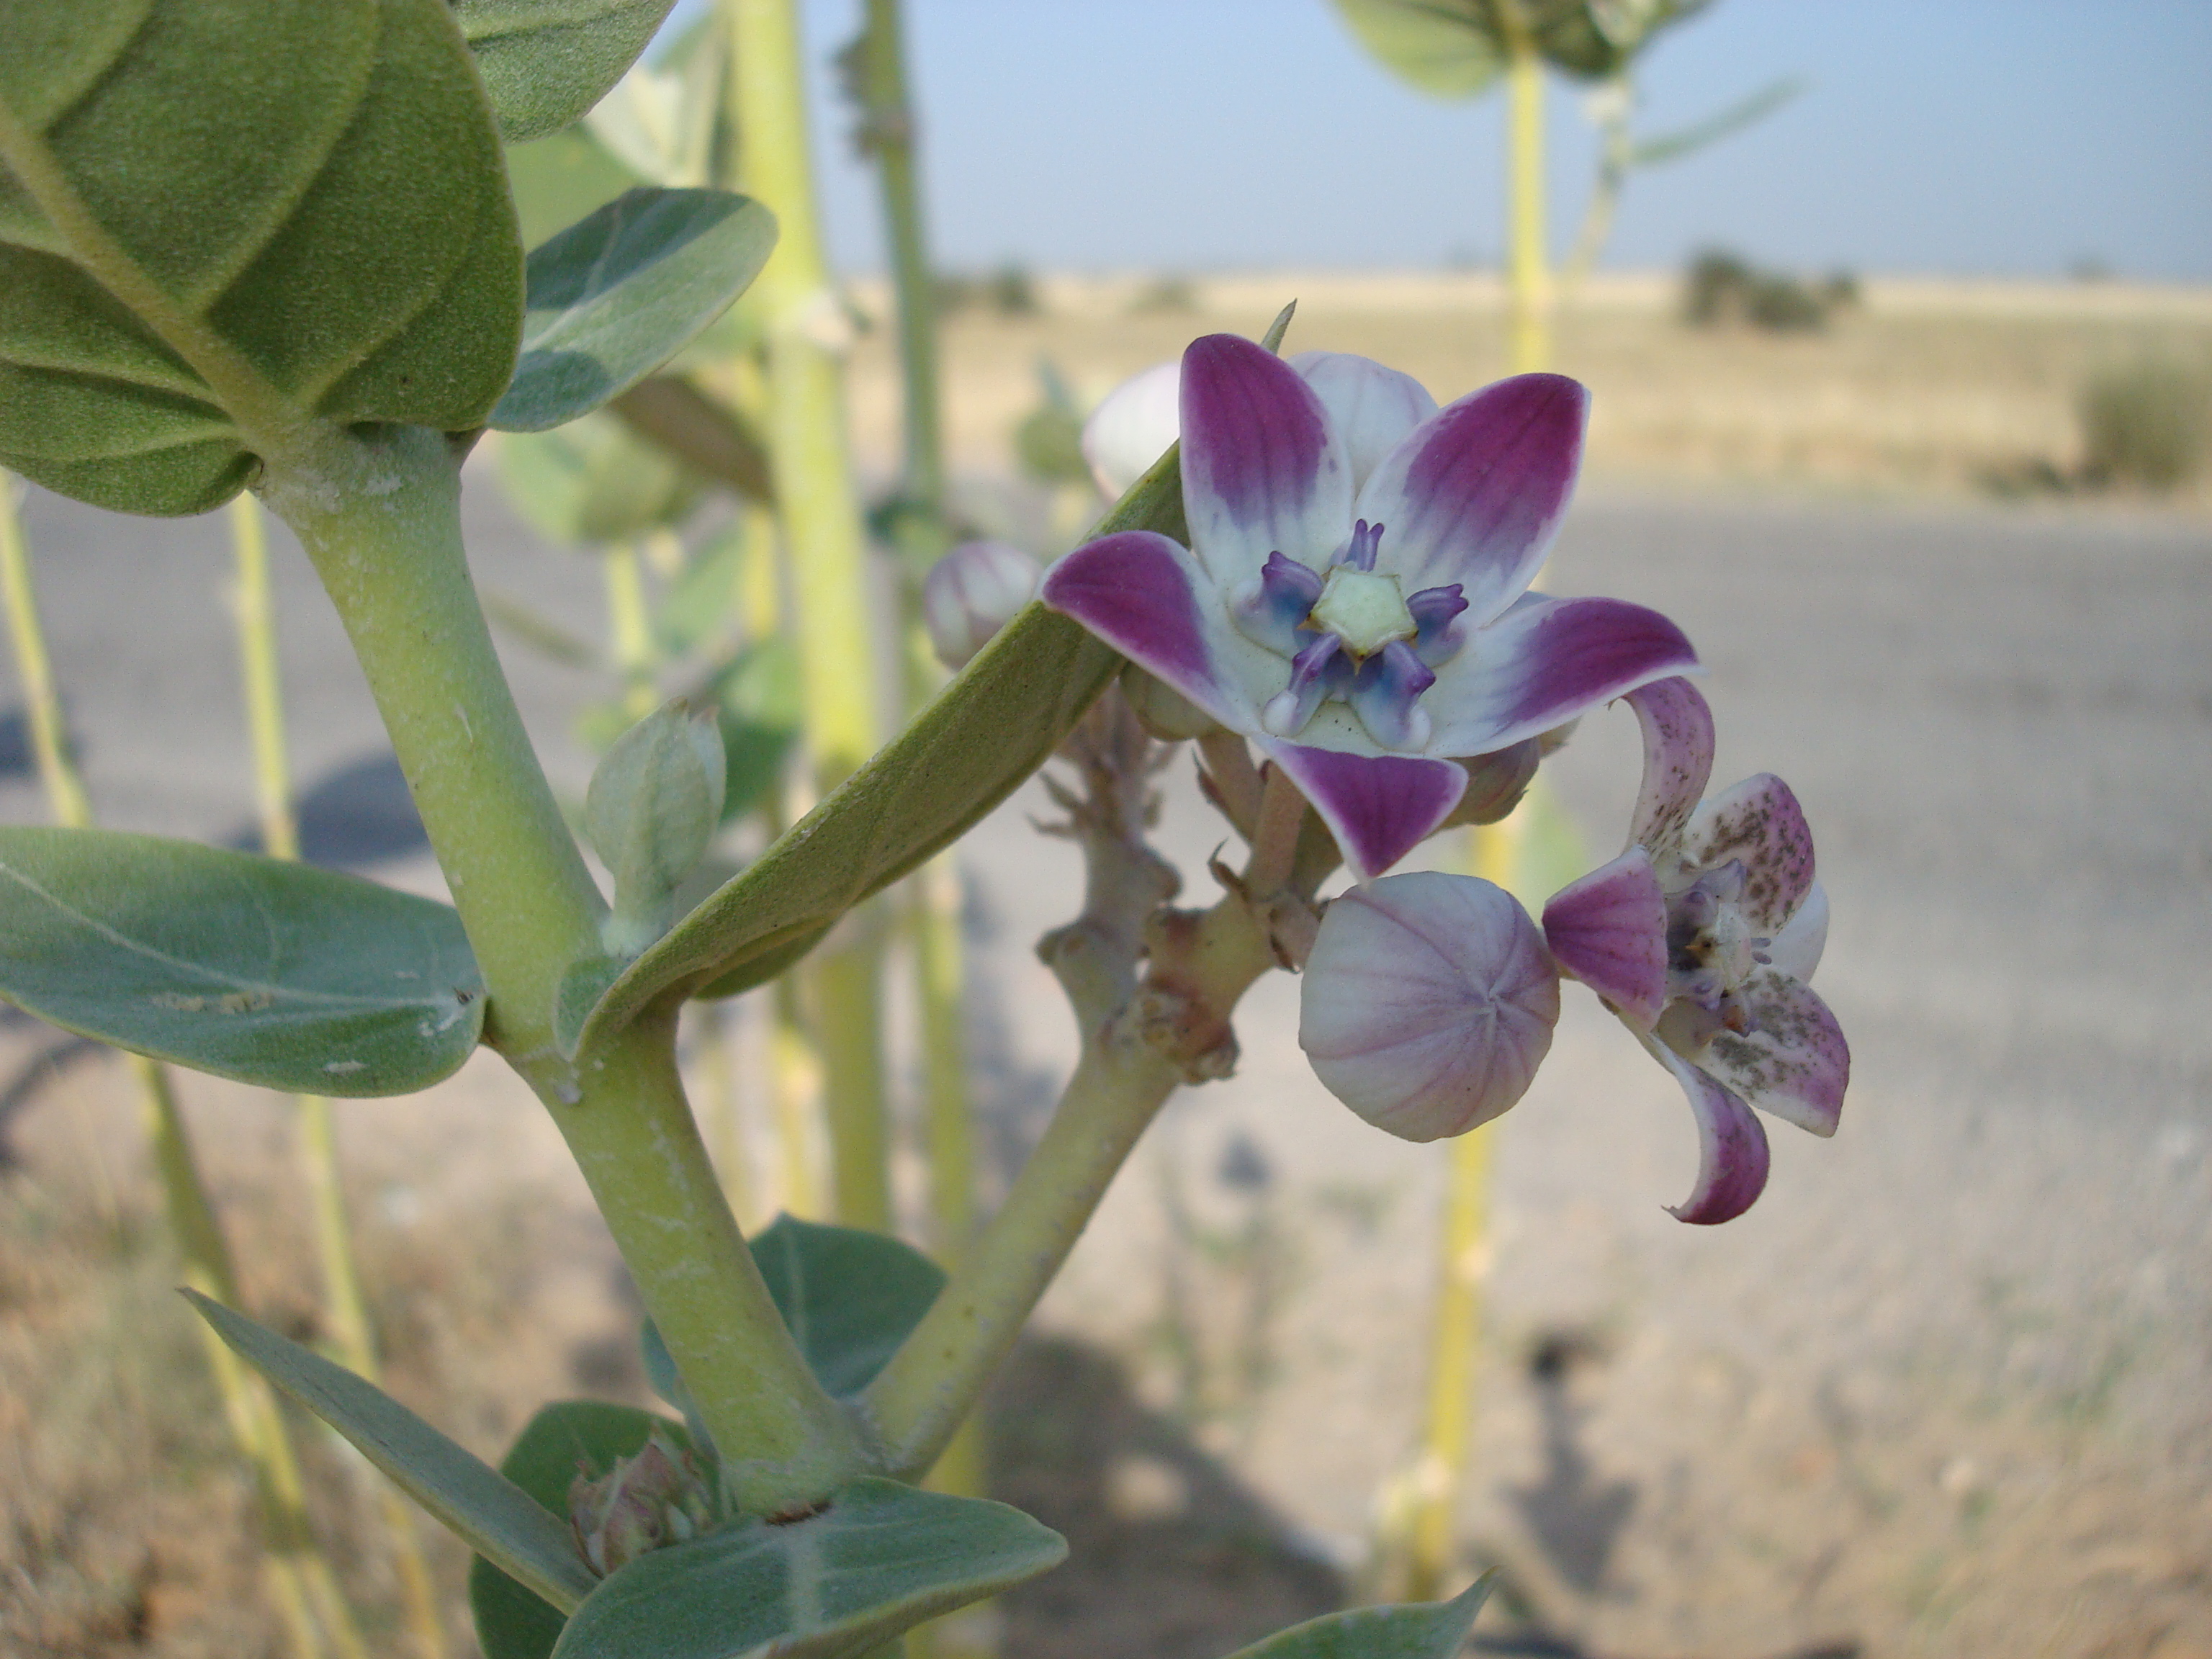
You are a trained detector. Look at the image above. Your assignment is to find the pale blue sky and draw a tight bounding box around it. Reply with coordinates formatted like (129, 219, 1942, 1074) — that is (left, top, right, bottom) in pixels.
(688, 1, 2212, 279)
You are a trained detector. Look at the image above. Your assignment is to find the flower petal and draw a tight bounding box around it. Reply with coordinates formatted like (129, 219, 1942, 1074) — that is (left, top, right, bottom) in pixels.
(1645, 1038, 1772, 1225)
(1622, 675, 1714, 862)
(1766, 880, 1829, 982)
(1697, 968, 1849, 1137)
(1300, 872, 1560, 1142)
(1256, 739, 1467, 882)
(1542, 848, 1668, 1029)
(1082, 359, 1180, 499)
(1424, 593, 1701, 758)
(1040, 531, 1259, 731)
(1351, 373, 1587, 624)
(1289, 350, 1439, 493)
(1681, 773, 1815, 934)
(1181, 334, 1352, 585)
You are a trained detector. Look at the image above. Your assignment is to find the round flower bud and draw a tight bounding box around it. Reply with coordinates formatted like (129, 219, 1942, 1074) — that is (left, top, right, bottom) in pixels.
(922, 540, 1041, 669)
(1120, 663, 1222, 741)
(1299, 872, 1560, 1141)
(1081, 360, 1181, 499)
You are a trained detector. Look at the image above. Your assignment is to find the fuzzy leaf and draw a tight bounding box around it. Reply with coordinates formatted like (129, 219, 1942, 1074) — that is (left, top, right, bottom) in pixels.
(565, 448, 1190, 1053)
(551, 1478, 1065, 1659)
(187, 1292, 598, 1617)
(506, 125, 647, 248)
(1218, 1577, 1493, 1658)
(0, 827, 482, 1095)
(491, 188, 776, 433)
(0, 0, 521, 516)
(1328, 0, 1502, 99)
(712, 638, 803, 824)
(750, 1217, 946, 1399)
(457, 0, 680, 142)
(472, 1401, 696, 1659)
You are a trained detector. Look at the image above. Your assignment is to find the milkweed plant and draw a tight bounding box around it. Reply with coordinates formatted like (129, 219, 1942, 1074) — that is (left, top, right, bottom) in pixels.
(0, 4, 1847, 1655)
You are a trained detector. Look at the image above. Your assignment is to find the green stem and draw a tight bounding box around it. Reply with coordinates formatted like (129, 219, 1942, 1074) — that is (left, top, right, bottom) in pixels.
(1501, 12, 1551, 375)
(228, 495, 451, 1659)
(262, 429, 860, 1515)
(912, 853, 974, 1261)
(3, 475, 355, 1659)
(857, 0, 948, 522)
(817, 930, 893, 1231)
(1406, 1122, 1494, 1601)
(604, 542, 658, 721)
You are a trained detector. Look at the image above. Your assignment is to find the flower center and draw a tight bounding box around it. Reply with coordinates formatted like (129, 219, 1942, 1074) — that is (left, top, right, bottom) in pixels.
(1655, 860, 1773, 1052)
(1307, 565, 1416, 660)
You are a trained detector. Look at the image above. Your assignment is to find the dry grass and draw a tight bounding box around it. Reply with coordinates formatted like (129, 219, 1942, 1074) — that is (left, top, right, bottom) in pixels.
(840, 271, 2212, 511)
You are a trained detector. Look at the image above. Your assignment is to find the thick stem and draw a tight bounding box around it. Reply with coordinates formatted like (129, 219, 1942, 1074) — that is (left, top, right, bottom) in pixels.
(1406, 1122, 1496, 1601)
(265, 429, 859, 1515)
(230, 492, 449, 1655)
(0, 477, 89, 827)
(1502, 18, 1552, 375)
(817, 929, 893, 1231)
(912, 854, 975, 1262)
(860, 1039, 1187, 1478)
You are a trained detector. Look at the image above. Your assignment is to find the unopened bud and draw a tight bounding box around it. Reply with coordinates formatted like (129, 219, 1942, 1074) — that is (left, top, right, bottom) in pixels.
(585, 699, 727, 955)
(1438, 739, 1542, 829)
(568, 1429, 715, 1578)
(1299, 873, 1560, 1142)
(922, 540, 1040, 669)
(1120, 663, 1221, 741)
(1081, 361, 1181, 499)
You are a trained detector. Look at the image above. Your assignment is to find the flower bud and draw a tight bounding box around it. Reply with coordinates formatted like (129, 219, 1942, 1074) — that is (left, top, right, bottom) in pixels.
(1081, 360, 1181, 499)
(922, 540, 1041, 669)
(568, 1429, 715, 1578)
(1437, 739, 1542, 829)
(1299, 872, 1560, 1141)
(585, 699, 727, 955)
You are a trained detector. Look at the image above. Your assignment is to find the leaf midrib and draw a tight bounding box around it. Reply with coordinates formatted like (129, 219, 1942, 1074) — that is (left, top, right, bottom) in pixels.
(0, 858, 469, 1015)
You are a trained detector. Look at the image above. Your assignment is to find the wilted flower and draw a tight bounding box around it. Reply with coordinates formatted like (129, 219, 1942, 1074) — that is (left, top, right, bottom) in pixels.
(922, 539, 1041, 669)
(1541, 677, 1848, 1223)
(1042, 333, 1698, 880)
(1300, 871, 1560, 1140)
(568, 1428, 715, 1577)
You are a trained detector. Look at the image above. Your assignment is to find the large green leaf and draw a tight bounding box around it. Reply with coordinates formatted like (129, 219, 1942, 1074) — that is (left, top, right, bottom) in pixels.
(490, 188, 777, 433)
(712, 637, 803, 824)
(566, 455, 1182, 1053)
(0, 0, 522, 516)
(1328, 0, 1502, 99)
(552, 1478, 1066, 1659)
(506, 126, 647, 248)
(472, 1400, 696, 1659)
(750, 1217, 945, 1399)
(1218, 1578, 1493, 1658)
(0, 827, 482, 1096)
(498, 410, 698, 545)
(456, 0, 680, 143)
(186, 1292, 598, 1617)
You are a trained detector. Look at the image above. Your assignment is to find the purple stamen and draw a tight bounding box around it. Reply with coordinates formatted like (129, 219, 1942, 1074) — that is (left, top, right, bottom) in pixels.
(1233, 552, 1329, 657)
(1262, 631, 1349, 737)
(1345, 638, 1438, 751)
(1344, 518, 1385, 572)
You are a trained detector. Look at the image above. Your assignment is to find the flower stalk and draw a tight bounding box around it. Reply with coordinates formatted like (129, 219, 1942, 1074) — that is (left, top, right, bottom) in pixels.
(1501, 2, 1552, 375)
(2, 475, 361, 1659)
(228, 494, 450, 1659)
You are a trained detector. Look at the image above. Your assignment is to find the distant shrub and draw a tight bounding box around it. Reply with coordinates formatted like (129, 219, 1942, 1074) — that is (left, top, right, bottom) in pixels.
(1682, 246, 1849, 333)
(2077, 360, 2209, 491)
(935, 263, 1041, 319)
(1129, 274, 1197, 314)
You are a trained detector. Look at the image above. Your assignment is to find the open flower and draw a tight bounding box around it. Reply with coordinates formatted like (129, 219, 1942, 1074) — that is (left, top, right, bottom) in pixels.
(1541, 677, 1848, 1223)
(1041, 333, 1699, 880)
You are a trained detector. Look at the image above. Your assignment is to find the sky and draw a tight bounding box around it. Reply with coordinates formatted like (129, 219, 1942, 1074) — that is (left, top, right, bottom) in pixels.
(716, 0, 2211, 282)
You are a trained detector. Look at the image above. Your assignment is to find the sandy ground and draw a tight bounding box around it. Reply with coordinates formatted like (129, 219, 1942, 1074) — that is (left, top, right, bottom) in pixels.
(3, 295, 2211, 1656)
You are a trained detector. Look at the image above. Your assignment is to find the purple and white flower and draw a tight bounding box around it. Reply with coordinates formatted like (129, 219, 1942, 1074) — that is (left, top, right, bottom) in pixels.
(1541, 677, 1849, 1224)
(1041, 333, 1699, 881)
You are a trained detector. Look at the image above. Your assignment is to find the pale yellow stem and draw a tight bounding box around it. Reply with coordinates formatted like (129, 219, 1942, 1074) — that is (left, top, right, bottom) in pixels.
(603, 542, 658, 721)
(1503, 19, 1552, 375)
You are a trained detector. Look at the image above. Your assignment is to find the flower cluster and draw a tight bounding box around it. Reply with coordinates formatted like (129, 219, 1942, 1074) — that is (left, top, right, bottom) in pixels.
(963, 331, 1849, 1223)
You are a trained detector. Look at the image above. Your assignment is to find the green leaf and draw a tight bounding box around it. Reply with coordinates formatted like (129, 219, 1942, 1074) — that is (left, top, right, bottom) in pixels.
(490, 188, 777, 433)
(1328, 0, 1502, 100)
(552, 1478, 1066, 1659)
(711, 637, 803, 824)
(456, 0, 680, 143)
(1627, 75, 1804, 168)
(655, 523, 746, 658)
(0, 827, 482, 1096)
(185, 1292, 598, 1617)
(567, 449, 1185, 1053)
(472, 1400, 696, 1659)
(750, 1217, 945, 1399)
(0, 0, 522, 516)
(1216, 1577, 1493, 1658)
(497, 412, 698, 546)
(506, 126, 647, 248)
